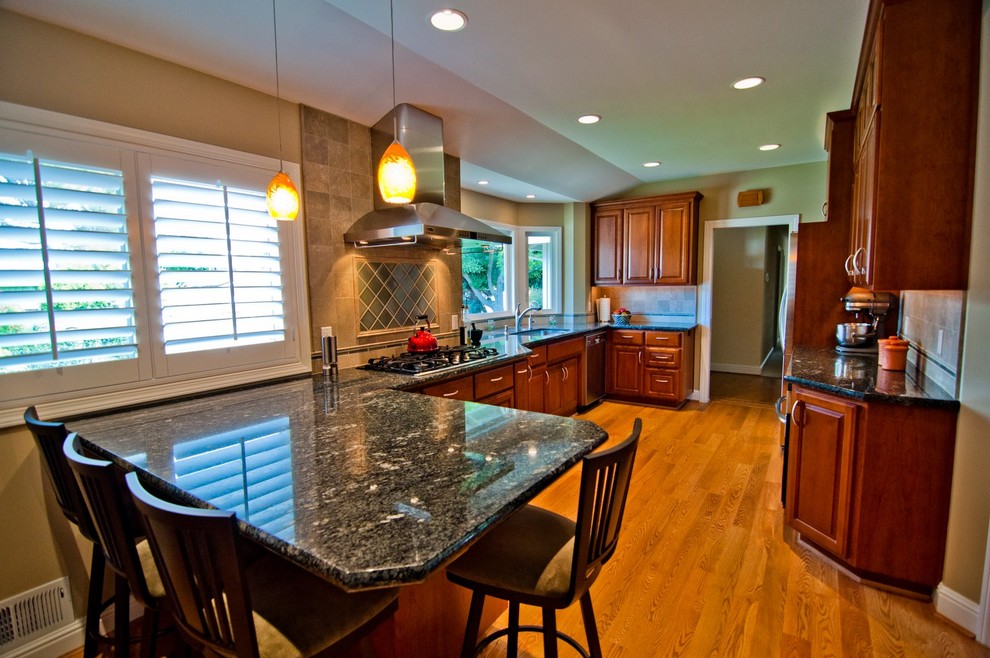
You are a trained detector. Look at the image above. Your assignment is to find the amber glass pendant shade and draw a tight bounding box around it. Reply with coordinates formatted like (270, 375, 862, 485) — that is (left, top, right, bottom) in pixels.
(377, 140, 417, 204)
(266, 171, 299, 220)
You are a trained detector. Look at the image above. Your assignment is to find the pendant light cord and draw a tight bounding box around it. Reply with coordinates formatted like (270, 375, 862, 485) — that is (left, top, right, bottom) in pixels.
(272, 0, 285, 171)
(389, 0, 397, 109)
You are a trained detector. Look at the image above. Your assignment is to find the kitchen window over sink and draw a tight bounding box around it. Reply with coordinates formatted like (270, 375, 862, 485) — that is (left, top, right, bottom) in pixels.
(461, 222, 561, 321)
(0, 102, 310, 428)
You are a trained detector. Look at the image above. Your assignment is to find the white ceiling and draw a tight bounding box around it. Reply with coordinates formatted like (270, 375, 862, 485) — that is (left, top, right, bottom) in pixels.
(1, 0, 869, 203)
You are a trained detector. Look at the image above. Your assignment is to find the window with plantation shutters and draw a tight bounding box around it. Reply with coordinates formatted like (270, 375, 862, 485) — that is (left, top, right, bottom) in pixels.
(0, 103, 310, 428)
(150, 177, 285, 355)
(0, 152, 137, 375)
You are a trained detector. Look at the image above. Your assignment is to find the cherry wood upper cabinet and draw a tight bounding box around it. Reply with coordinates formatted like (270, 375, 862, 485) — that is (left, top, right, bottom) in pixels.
(592, 191, 702, 286)
(844, 0, 980, 290)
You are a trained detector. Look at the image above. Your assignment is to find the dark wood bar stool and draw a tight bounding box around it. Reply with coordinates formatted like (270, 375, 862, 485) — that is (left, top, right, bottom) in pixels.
(63, 433, 171, 658)
(23, 407, 125, 658)
(446, 418, 642, 658)
(125, 470, 400, 658)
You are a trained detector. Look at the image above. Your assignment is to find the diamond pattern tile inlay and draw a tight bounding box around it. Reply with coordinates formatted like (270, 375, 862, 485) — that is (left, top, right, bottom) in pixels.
(357, 260, 438, 333)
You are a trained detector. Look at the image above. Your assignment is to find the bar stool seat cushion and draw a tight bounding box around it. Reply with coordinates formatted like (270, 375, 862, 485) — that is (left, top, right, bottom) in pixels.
(448, 506, 576, 605)
(135, 540, 166, 599)
(247, 555, 398, 658)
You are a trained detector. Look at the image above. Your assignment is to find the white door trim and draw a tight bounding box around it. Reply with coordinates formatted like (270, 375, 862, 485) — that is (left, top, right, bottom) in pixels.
(698, 214, 800, 403)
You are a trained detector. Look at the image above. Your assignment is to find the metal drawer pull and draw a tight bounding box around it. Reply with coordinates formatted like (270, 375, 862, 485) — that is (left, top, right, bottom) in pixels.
(654, 336, 669, 341)
(544, 371, 550, 384)
(656, 377, 669, 383)
(562, 366, 568, 381)
(442, 390, 459, 397)
(517, 369, 528, 375)
(620, 334, 635, 338)
(638, 351, 642, 364)
(489, 376, 503, 382)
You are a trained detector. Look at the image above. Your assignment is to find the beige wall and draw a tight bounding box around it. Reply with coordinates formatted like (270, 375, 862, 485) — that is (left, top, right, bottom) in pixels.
(711, 227, 770, 371)
(941, 0, 990, 607)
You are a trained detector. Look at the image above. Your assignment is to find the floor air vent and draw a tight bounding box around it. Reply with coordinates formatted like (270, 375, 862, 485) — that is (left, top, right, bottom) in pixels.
(0, 577, 74, 656)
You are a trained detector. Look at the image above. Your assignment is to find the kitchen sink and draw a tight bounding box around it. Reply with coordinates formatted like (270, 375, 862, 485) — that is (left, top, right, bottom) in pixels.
(510, 328, 569, 337)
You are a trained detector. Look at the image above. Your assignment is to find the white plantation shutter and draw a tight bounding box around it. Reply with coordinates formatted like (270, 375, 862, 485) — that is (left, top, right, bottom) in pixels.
(151, 177, 285, 355)
(0, 152, 137, 375)
(0, 104, 309, 426)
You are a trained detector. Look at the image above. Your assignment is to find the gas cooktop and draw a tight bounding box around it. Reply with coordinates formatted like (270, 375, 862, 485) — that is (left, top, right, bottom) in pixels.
(358, 345, 500, 376)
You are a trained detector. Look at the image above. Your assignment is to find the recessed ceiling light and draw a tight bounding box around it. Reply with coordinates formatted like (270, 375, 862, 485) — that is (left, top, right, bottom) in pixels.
(643, 161, 661, 168)
(732, 76, 765, 90)
(430, 9, 468, 31)
(577, 114, 601, 125)
(759, 143, 781, 151)
(477, 180, 489, 185)
(526, 194, 536, 199)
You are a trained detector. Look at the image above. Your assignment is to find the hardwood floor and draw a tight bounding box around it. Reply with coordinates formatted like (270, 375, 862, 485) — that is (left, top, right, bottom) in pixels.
(472, 399, 990, 658)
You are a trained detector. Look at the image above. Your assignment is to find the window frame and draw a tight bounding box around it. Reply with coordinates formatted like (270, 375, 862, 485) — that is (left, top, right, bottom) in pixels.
(462, 220, 562, 322)
(0, 102, 311, 428)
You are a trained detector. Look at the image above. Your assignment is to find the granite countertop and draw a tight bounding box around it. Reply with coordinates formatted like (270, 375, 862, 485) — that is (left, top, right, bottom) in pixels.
(68, 368, 607, 590)
(784, 345, 959, 408)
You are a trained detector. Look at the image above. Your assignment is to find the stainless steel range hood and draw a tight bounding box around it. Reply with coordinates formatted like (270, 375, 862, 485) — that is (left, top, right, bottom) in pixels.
(343, 104, 511, 250)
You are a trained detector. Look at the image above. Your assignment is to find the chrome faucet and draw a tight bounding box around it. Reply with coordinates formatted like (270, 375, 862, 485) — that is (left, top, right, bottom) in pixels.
(514, 303, 542, 332)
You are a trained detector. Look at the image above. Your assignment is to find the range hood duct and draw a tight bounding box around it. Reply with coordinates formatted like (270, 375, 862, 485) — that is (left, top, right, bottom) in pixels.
(344, 104, 510, 250)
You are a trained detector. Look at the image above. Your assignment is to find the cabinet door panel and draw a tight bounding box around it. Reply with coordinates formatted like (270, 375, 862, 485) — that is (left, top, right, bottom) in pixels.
(622, 207, 656, 284)
(656, 202, 692, 284)
(785, 389, 858, 557)
(607, 345, 641, 396)
(514, 363, 545, 413)
(479, 388, 514, 408)
(593, 209, 623, 285)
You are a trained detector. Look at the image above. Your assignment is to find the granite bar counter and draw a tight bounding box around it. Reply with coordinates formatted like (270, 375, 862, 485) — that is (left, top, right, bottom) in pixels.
(784, 345, 959, 408)
(68, 368, 607, 590)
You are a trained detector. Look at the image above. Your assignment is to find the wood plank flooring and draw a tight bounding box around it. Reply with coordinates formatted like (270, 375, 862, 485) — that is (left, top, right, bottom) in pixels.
(471, 399, 990, 658)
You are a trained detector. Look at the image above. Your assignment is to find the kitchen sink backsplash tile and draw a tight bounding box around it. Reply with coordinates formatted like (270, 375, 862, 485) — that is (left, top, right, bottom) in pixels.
(592, 285, 697, 323)
(899, 290, 963, 396)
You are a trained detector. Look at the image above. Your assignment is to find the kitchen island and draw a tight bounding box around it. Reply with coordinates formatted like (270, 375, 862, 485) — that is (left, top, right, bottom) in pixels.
(68, 367, 607, 655)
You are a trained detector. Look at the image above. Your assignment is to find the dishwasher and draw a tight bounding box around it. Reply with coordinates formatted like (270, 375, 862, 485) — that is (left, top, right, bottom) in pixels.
(582, 331, 607, 408)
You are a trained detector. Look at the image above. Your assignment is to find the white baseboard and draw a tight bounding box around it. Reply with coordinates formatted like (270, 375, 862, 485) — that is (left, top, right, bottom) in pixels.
(935, 583, 981, 637)
(3, 619, 83, 658)
(711, 362, 763, 375)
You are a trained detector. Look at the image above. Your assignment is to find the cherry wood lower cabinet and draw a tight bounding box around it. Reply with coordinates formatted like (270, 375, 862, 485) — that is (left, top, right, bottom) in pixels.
(513, 346, 546, 413)
(607, 329, 694, 408)
(785, 385, 958, 595)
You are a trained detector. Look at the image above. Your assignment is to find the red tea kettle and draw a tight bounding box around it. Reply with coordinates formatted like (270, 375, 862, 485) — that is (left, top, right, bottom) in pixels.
(407, 315, 438, 353)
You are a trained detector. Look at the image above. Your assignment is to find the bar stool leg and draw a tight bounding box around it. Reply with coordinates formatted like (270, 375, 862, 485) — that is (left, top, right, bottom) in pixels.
(542, 607, 559, 658)
(506, 601, 520, 658)
(580, 592, 603, 658)
(113, 574, 130, 658)
(83, 547, 105, 658)
(461, 591, 485, 658)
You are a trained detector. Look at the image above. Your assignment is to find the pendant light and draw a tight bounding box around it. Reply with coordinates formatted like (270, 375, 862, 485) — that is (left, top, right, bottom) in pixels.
(377, 0, 417, 204)
(266, 0, 299, 221)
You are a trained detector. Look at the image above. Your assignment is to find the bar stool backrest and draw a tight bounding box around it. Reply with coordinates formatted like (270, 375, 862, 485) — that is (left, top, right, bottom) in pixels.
(23, 406, 99, 542)
(125, 471, 258, 658)
(63, 434, 159, 609)
(569, 417, 641, 599)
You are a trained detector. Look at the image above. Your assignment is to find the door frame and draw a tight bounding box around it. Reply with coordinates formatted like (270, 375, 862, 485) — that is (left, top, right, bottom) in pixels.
(697, 214, 800, 403)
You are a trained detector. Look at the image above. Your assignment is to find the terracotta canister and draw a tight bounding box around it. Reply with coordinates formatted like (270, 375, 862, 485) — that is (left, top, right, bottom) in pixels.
(877, 339, 891, 368)
(881, 342, 909, 371)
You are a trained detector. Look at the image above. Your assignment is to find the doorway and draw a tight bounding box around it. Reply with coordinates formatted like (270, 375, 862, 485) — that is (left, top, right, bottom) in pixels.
(697, 215, 799, 403)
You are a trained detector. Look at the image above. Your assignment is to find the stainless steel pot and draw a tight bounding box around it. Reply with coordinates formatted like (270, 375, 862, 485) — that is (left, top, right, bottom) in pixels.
(836, 322, 875, 347)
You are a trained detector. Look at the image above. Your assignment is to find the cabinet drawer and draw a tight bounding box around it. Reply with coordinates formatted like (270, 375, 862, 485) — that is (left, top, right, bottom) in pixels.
(525, 345, 547, 367)
(474, 364, 514, 399)
(644, 331, 682, 347)
(609, 330, 644, 346)
(643, 369, 680, 399)
(644, 347, 681, 370)
(478, 388, 514, 408)
(422, 375, 473, 401)
(547, 337, 583, 362)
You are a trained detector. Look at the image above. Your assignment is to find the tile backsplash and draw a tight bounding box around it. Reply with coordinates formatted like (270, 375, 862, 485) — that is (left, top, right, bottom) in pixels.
(899, 290, 964, 396)
(591, 286, 697, 323)
(356, 260, 438, 334)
